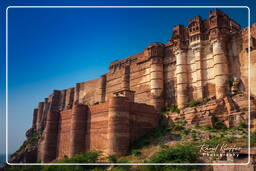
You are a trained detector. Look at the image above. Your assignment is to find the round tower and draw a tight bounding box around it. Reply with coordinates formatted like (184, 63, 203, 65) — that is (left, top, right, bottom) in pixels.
(212, 38, 229, 98)
(40, 91, 61, 163)
(36, 102, 44, 132)
(146, 43, 165, 111)
(175, 49, 188, 108)
(40, 110, 60, 163)
(32, 108, 38, 129)
(69, 104, 87, 157)
(107, 96, 130, 156)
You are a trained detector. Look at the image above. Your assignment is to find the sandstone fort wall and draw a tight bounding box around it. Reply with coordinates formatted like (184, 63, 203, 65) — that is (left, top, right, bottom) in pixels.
(30, 9, 256, 162)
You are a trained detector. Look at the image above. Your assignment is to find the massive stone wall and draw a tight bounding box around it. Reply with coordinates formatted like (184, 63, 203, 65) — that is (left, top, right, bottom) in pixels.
(30, 9, 256, 163)
(37, 95, 158, 162)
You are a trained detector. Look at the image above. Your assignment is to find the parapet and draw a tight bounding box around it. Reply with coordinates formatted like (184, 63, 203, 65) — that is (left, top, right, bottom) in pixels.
(145, 42, 165, 58)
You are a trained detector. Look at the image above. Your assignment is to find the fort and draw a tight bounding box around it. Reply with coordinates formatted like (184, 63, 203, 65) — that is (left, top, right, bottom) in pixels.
(16, 9, 256, 163)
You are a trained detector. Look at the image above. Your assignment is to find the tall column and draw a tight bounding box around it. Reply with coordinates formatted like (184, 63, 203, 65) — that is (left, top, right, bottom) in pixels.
(192, 46, 204, 100)
(175, 49, 188, 108)
(69, 104, 87, 157)
(212, 39, 229, 99)
(107, 96, 130, 156)
(150, 56, 164, 112)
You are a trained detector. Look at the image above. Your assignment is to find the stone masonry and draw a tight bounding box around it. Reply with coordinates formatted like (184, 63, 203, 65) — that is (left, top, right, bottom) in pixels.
(29, 9, 256, 163)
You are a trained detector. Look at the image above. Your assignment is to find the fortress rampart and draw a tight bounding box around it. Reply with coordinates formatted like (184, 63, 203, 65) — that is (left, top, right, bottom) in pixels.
(29, 9, 256, 163)
(37, 91, 158, 162)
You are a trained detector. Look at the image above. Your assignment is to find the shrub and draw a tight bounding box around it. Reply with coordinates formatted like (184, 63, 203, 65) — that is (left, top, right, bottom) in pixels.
(181, 129, 190, 135)
(111, 160, 131, 171)
(170, 105, 180, 113)
(149, 144, 198, 162)
(143, 144, 200, 171)
(204, 125, 212, 130)
(131, 149, 141, 157)
(194, 124, 201, 129)
(160, 107, 169, 115)
(41, 151, 102, 171)
(188, 99, 200, 107)
(251, 132, 256, 146)
(191, 132, 197, 141)
(161, 105, 180, 114)
(107, 154, 118, 163)
(213, 121, 226, 130)
(239, 122, 246, 128)
(28, 135, 41, 145)
(204, 136, 222, 147)
(171, 124, 184, 132)
(203, 97, 210, 103)
(225, 136, 235, 143)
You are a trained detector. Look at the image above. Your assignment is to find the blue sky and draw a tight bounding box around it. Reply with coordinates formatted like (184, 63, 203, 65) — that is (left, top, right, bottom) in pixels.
(0, 0, 255, 155)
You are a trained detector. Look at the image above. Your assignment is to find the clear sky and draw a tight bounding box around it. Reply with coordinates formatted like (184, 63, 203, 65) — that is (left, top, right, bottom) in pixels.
(0, 0, 255, 155)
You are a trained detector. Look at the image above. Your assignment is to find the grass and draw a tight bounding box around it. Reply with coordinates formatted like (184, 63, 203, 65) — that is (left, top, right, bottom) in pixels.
(160, 105, 180, 115)
(187, 99, 201, 107)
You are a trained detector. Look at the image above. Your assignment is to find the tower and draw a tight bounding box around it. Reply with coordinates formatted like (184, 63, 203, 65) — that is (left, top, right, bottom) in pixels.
(145, 42, 165, 111)
(209, 9, 231, 98)
(172, 25, 189, 108)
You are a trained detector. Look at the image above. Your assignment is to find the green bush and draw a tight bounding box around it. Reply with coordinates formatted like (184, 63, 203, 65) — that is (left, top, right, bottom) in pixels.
(203, 125, 212, 130)
(203, 97, 210, 103)
(131, 149, 141, 157)
(191, 132, 197, 141)
(111, 160, 131, 171)
(239, 122, 246, 128)
(251, 132, 256, 146)
(161, 105, 180, 114)
(160, 107, 169, 115)
(181, 129, 190, 135)
(187, 99, 200, 107)
(225, 136, 235, 143)
(142, 144, 200, 171)
(194, 124, 201, 129)
(6, 166, 42, 171)
(213, 121, 226, 130)
(170, 105, 180, 113)
(107, 154, 118, 163)
(204, 136, 222, 147)
(28, 135, 41, 145)
(40, 151, 101, 171)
